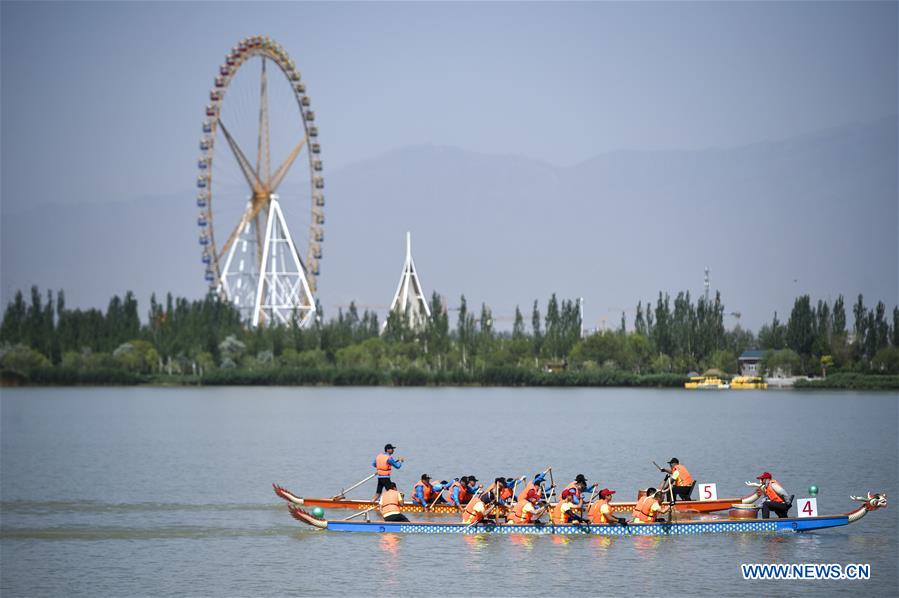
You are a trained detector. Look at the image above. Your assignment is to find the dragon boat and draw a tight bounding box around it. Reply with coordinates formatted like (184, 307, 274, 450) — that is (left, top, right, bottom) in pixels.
(273, 483, 759, 515)
(285, 492, 886, 536)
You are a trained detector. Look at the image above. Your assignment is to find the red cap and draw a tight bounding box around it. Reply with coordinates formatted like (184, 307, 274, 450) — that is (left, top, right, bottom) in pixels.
(526, 489, 539, 501)
(757, 472, 772, 480)
(561, 489, 573, 499)
(599, 488, 616, 498)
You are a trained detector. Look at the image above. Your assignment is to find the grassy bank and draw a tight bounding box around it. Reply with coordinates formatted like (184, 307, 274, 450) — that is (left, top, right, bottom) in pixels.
(794, 372, 899, 391)
(3, 366, 687, 388)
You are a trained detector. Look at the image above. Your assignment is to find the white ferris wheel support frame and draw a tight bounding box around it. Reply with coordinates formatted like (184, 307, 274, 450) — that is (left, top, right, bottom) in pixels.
(251, 195, 315, 327)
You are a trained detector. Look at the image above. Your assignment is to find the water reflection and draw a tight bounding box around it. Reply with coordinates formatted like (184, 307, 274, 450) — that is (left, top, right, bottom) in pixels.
(379, 533, 400, 557)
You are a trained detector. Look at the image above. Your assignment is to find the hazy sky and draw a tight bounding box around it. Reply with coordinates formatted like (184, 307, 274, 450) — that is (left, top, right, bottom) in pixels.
(1, 1, 896, 327)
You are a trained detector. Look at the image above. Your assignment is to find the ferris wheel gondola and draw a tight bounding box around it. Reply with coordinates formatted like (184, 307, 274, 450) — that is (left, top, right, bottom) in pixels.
(196, 36, 324, 326)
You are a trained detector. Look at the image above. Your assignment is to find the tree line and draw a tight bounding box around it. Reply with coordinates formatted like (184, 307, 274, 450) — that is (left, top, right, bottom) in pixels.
(1, 286, 897, 385)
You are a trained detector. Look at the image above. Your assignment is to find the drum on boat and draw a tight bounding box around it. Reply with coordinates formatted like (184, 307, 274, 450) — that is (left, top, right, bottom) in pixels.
(728, 504, 760, 519)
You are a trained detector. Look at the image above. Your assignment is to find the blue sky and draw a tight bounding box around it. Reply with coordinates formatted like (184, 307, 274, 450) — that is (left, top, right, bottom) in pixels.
(2, 1, 895, 212)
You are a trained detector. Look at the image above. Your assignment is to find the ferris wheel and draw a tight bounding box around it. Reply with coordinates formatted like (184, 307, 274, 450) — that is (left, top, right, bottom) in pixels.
(196, 36, 324, 327)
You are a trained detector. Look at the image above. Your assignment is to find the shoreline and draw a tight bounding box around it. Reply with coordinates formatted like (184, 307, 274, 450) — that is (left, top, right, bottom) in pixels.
(2, 369, 897, 391)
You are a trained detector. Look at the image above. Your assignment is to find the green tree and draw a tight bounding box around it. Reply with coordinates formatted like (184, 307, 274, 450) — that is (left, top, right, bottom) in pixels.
(786, 295, 815, 357)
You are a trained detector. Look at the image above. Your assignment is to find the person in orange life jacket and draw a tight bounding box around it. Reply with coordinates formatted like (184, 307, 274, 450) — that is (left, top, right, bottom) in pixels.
(463, 490, 498, 525)
(588, 488, 627, 526)
(558, 489, 589, 524)
(499, 477, 517, 505)
(447, 477, 471, 511)
(378, 482, 409, 522)
(508, 489, 548, 524)
(411, 474, 449, 511)
(517, 472, 548, 501)
(755, 472, 792, 519)
(631, 488, 670, 523)
(561, 474, 596, 505)
(658, 458, 695, 501)
(371, 443, 404, 501)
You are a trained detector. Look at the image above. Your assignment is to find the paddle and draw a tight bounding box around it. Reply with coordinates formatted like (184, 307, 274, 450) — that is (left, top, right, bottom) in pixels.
(343, 504, 379, 521)
(546, 466, 557, 503)
(332, 473, 375, 500)
(427, 479, 452, 510)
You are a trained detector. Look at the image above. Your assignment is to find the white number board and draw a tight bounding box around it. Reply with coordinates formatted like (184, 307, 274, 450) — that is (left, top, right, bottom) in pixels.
(797, 497, 818, 518)
(698, 483, 718, 501)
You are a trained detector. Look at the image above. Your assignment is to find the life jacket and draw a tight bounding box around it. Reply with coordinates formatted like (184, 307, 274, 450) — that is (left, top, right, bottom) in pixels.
(632, 495, 658, 523)
(673, 464, 694, 487)
(588, 500, 612, 524)
(765, 480, 784, 503)
(375, 453, 392, 477)
(508, 496, 530, 524)
(500, 485, 514, 503)
(549, 501, 565, 525)
(518, 501, 537, 524)
(517, 482, 542, 501)
(463, 495, 485, 524)
(562, 482, 582, 501)
(380, 489, 402, 517)
(413, 480, 435, 504)
(447, 481, 468, 504)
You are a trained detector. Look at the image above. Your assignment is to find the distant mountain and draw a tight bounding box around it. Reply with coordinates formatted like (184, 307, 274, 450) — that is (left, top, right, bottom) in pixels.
(2, 115, 896, 332)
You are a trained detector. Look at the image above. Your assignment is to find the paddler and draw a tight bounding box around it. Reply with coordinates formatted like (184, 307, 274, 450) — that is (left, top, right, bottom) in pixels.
(631, 488, 670, 524)
(658, 458, 695, 501)
(379, 482, 410, 522)
(517, 472, 548, 500)
(462, 490, 497, 525)
(553, 488, 589, 524)
(447, 476, 471, 512)
(411, 474, 449, 511)
(560, 474, 596, 505)
(507, 489, 548, 524)
(588, 488, 627, 526)
(755, 472, 793, 519)
(499, 477, 517, 505)
(371, 443, 404, 501)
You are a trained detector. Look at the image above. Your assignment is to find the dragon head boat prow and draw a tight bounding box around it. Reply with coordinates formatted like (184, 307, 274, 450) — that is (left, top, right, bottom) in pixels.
(846, 492, 887, 523)
(273, 483, 304, 506)
(287, 504, 328, 529)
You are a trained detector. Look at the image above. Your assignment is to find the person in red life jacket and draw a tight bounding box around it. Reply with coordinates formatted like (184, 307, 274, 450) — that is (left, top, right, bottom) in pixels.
(658, 458, 695, 501)
(631, 488, 670, 523)
(588, 488, 627, 526)
(560, 474, 596, 506)
(371, 443, 404, 501)
(378, 482, 409, 522)
(755, 472, 793, 519)
(517, 472, 548, 501)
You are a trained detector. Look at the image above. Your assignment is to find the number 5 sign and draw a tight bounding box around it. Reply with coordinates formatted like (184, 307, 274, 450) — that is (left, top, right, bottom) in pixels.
(698, 483, 717, 501)
(797, 498, 818, 518)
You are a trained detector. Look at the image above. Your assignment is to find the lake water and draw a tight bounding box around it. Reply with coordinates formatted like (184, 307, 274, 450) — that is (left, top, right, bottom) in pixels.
(1, 387, 896, 596)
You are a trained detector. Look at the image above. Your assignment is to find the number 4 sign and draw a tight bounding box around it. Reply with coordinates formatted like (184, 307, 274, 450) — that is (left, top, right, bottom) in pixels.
(797, 498, 818, 518)
(698, 483, 717, 501)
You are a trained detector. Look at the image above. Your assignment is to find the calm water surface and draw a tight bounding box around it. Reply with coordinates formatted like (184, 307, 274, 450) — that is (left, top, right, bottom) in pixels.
(1, 387, 897, 596)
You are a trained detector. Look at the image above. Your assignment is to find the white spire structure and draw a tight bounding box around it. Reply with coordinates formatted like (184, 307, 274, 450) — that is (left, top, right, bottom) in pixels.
(388, 231, 431, 328)
(249, 194, 316, 327)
